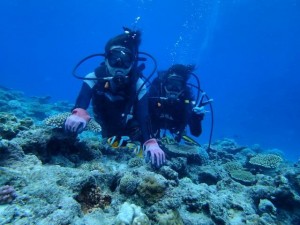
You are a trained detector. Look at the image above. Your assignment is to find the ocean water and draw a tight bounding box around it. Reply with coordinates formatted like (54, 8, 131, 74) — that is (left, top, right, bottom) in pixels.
(0, 0, 299, 161)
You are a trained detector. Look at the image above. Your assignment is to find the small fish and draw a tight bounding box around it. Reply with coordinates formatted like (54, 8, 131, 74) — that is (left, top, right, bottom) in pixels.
(127, 143, 143, 157)
(107, 136, 130, 148)
(107, 136, 143, 156)
(182, 135, 201, 147)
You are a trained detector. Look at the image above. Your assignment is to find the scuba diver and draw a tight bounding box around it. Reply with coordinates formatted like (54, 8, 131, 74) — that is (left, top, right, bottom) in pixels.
(64, 28, 166, 168)
(148, 64, 208, 144)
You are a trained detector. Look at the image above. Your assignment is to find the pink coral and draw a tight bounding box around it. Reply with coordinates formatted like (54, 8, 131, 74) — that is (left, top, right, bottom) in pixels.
(0, 185, 17, 204)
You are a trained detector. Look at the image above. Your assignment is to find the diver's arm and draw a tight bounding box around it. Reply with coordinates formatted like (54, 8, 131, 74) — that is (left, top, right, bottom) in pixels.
(73, 82, 93, 110)
(65, 73, 94, 133)
(136, 92, 151, 142)
(189, 111, 204, 137)
(188, 90, 204, 137)
(72, 72, 96, 110)
(134, 78, 151, 142)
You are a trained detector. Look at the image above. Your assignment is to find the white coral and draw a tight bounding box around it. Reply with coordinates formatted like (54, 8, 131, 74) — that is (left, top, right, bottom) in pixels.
(115, 202, 150, 225)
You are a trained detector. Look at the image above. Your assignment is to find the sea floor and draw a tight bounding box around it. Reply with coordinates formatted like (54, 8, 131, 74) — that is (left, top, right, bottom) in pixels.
(0, 86, 300, 225)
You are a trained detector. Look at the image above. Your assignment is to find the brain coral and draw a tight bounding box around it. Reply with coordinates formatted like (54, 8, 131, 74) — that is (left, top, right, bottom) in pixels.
(249, 154, 283, 169)
(137, 174, 167, 205)
(119, 172, 139, 195)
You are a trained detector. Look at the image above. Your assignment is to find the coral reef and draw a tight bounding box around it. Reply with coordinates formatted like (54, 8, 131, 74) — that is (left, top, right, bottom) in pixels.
(44, 112, 102, 133)
(162, 143, 209, 164)
(159, 166, 179, 182)
(258, 198, 277, 214)
(0, 112, 33, 140)
(75, 184, 111, 213)
(223, 161, 256, 185)
(128, 157, 144, 168)
(249, 153, 283, 169)
(229, 169, 256, 185)
(0, 185, 17, 204)
(115, 202, 150, 225)
(155, 209, 184, 225)
(0, 139, 26, 167)
(0, 86, 73, 120)
(0, 86, 300, 225)
(137, 173, 168, 205)
(223, 161, 244, 172)
(119, 172, 140, 195)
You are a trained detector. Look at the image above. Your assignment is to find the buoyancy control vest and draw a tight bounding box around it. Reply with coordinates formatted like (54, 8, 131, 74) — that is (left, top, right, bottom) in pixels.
(91, 64, 145, 138)
(149, 77, 194, 138)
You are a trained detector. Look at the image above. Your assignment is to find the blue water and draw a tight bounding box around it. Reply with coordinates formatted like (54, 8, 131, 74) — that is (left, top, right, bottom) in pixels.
(1, 0, 299, 161)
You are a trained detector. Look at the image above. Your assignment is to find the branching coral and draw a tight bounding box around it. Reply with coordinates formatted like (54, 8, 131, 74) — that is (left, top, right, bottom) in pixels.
(44, 112, 101, 133)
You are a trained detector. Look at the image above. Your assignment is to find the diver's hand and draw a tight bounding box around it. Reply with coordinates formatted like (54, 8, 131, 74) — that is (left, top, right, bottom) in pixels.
(143, 138, 166, 168)
(64, 108, 91, 134)
(192, 106, 206, 115)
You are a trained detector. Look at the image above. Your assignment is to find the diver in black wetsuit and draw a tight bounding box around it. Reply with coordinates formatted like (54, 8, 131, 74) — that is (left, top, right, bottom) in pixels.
(64, 28, 165, 168)
(148, 64, 205, 143)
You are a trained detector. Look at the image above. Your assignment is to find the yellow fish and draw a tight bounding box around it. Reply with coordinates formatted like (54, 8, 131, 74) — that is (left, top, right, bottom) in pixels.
(182, 135, 201, 147)
(107, 136, 143, 157)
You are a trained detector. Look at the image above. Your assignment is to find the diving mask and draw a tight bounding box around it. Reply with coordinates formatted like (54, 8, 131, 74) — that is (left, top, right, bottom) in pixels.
(163, 74, 185, 103)
(106, 47, 135, 69)
(164, 86, 183, 103)
(165, 74, 185, 92)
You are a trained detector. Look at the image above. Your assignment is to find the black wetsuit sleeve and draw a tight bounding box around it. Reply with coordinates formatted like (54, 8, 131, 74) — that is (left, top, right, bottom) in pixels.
(148, 79, 159, 97)
(136, 92, 151, 143)
(73, 82, 93, 110)
(147, 79, 161, 138)
(187, 90, 204, 137)
(189, 111, 204, 137)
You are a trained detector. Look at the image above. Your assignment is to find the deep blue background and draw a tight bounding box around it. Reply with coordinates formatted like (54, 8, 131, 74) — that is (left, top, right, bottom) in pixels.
(1, 0, 299, 161)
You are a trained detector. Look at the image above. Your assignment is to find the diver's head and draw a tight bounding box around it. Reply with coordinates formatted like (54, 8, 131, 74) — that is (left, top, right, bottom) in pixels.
(105, 28, 141, 77)
(105, 46, 135, 77)
(163, 64, 195, 97)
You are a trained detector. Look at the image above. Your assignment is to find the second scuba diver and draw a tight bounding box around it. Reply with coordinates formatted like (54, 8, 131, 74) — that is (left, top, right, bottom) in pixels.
(148, 64, 206, 143)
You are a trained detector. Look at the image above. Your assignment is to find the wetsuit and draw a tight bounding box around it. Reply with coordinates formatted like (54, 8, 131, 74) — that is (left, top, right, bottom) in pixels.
(148, 77, 203, 142)
(73, 64, 150, 142)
